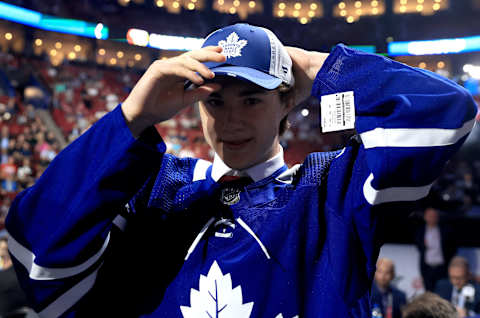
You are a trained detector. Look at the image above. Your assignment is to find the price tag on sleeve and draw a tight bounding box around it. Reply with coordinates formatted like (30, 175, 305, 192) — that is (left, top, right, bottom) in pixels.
(320, 91, 355, 133)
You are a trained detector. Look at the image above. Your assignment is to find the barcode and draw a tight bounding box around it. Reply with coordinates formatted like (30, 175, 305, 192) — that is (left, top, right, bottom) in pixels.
(344, 94, 351, 124)
(335, 95, 342, 126)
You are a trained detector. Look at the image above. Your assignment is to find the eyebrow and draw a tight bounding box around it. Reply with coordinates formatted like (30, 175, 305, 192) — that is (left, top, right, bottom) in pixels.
(208, 88, 270, 98)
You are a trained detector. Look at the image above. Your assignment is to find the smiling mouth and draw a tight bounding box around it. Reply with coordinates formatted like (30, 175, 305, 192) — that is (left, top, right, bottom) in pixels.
(222, 138, 253, 149)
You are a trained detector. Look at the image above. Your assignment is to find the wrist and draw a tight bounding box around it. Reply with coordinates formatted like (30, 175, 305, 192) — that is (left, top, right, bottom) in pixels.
(121, 104, 152, 138)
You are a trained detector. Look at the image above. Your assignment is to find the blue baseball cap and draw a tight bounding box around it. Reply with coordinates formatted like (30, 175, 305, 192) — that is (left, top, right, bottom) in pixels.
(201, 23, 294, 90)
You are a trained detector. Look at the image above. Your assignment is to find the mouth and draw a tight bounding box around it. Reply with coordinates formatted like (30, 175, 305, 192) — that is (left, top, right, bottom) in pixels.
(221, 138, 253, 150)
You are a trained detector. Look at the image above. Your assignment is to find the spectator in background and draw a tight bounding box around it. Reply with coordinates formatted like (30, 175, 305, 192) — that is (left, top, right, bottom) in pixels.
(1, 126, 9, 150)
(402, 292, 456, 318)
(415, 206, 457, 291)
(0, 157, 17, 180)
(371, 258, 407, 318)
(1, 175, 18, 194)
(435, 256, 480, 317)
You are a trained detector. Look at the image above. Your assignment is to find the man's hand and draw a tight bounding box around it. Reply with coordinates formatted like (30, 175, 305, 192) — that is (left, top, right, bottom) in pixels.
(286, 47, 329, 106)
(122, 46, 226, 137)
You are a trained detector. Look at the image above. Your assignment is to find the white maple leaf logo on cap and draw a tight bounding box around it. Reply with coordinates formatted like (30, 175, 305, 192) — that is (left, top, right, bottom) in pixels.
(180, 260, 254, 317)
(218, 32, 248, 58)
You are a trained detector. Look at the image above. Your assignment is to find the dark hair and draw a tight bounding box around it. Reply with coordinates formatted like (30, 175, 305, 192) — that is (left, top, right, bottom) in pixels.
(402, 292, 456, 318)
(277, 83, 294, 136)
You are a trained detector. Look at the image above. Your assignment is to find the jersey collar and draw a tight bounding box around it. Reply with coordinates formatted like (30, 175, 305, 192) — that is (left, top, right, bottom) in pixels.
(211, 146, 285, 183)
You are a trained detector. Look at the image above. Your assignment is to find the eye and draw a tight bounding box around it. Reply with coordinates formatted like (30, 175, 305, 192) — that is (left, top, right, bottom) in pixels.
(244, 97, 261, 106)
(206, 99, 224, 107)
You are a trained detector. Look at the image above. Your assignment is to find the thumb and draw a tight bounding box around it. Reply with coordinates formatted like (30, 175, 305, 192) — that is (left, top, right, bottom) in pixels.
(183, 83, 222, 105)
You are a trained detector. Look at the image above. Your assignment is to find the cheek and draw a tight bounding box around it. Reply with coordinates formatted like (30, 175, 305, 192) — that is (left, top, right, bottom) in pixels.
(199, 106, 215, 146)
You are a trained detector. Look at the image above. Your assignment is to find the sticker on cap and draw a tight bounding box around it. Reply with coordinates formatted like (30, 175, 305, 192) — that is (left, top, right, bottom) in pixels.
(320, 91, 355, 133)
(218, 32, 248, 58)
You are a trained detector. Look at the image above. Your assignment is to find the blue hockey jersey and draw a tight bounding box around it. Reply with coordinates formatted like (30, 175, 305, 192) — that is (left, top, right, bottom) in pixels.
(5, 45, 477, 317)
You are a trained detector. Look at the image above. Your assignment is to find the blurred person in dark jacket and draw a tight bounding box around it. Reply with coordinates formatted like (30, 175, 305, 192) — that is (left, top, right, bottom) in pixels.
(371, 258, 407, 318)
(0, 236, 29, 317)
(416, 206, 457, 291)
(435, 256, 480, 318)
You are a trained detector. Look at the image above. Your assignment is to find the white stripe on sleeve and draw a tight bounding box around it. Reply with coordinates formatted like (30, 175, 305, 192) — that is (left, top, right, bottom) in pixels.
(360, 118, 475, 149)
(38, 264, 101, 318)
(363, 173, 433, 205)
(7, 231, 110, 281)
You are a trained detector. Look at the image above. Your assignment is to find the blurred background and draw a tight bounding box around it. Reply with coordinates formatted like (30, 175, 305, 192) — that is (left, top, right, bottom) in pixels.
(0, 0, 479, 316)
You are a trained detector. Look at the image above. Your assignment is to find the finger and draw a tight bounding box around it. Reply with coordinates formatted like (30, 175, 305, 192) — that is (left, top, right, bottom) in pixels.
(183, 83, 221, 105)
(179, 56, 215, 80)
(187, 48, 226, 64)
(172, 67, 205, 86)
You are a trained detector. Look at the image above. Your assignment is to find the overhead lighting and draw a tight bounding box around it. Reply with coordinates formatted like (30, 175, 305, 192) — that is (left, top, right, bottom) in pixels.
(339, 2, 346, 9)
(98, 48, 106, 55)
(294, 2, 301, 9)
(278, 2, 286, 9)
(68, 52, 76, 60)
(117, 51, 124, 58)
(293, 10, 299, 17)
(55, 41, 62, 49)
(300, 17, 308, 24)
(229, 6, 236, 13)
(437, 61, 445, 68)
(248, 1, 255, 8)
(233, 0, 240, 6)
(110, 57, 117, 65)
(355, 1, 362, 8)
(301, 108, 309, 116)
(188, 3, 195, 9)
(278, 10, 285, 16)
(172, 1, 180, 8)
(418, 62, 426, 68)
(50, 49, 57, 56)
(156, 0, 164, 6)
(74, 44, 81, 52)
(35, 38, 42, 46)
(308, 10, 315, 17)
(347, 15, 354, 23)
(5, 32, 12, 40)
(134, 53, 142, 61)
(310, 3, 317, 10)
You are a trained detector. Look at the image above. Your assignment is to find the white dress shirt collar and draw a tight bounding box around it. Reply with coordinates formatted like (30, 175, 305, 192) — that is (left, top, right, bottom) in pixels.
(211, 146, 285, 183)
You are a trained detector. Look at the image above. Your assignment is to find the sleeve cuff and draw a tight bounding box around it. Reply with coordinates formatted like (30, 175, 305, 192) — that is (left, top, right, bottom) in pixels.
(112, 103, 167, 154)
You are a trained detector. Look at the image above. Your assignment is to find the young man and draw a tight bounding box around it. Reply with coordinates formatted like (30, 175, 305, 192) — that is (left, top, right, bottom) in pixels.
(5, 23, 477, 317)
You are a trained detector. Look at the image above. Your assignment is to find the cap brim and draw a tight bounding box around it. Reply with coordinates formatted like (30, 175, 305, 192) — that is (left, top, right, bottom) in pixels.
(210, 66, 282, 90)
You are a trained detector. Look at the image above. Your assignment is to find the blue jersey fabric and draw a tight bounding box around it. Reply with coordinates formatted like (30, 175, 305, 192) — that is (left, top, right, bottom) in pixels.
(5, 44, 477, 317)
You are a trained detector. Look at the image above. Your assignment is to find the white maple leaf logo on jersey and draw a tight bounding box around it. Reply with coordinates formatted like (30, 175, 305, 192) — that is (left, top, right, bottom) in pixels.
(180, 261, 254, 317)
(218, 32, 248, 58)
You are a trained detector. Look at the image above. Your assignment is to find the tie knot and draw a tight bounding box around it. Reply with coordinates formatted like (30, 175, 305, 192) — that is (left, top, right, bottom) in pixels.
(218, 175, 253, 185)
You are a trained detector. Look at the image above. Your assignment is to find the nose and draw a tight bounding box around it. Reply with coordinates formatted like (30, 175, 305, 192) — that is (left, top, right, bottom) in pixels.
(221, 104, 245, 129)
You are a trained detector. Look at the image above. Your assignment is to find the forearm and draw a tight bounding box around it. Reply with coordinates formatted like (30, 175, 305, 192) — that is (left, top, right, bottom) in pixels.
(5, 104, 165, 309)
(312, 44, 477, 204)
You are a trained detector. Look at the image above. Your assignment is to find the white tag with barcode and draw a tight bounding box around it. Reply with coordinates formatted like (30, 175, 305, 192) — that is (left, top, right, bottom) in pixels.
(320, 91, 355, 132)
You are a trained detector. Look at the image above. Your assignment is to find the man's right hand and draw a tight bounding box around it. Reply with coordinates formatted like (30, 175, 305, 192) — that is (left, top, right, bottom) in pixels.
(121, 46, 226, 137)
